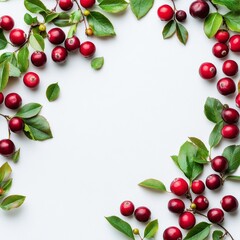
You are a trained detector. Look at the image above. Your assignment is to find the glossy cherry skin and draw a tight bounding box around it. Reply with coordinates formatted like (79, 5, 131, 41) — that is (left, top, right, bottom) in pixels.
(236, 93, 240, 108)
(211, 156, 228, 172)
(193, 195, 209, 211)
(221, 124, 239, 139)
(59, 0, 73, 11)
(170, 178, 188, 196)
(0, 92, 4, 104)
(0, 15, 14, 31)
(4, 92, 22, 109)
(222, 108, 239, 124)
(199, 62, 217, 79)
(207, 208, 224, 223)
(51, 46, 68, 62)
(31, 51, 47, 67)
(9, 28, 26, 46)
(79, 41, 96, 57)
(222, 60, 238, 76)
(0, 139, 15, 156)
(23, 72, 40, 88)
(120, 200, 135, 216)
(217, 77, 236, 95)
(134, 206, 151, 222)
(163, 226, 182, 240)
(9, 117, 24, 132)
(215, 30, 230, 43)
(178, 212, 196, 230)
(191, 180, 205, 194)
(168, 198, 185, 213)
(212, 43, 229, 58)
(157, 5, 174, 21)
(80, 0, 95, 8)
(176, 10, 187, 22)
(48, 28, 66, 45)
(229, 34, 240, 52)
(64, 36, 80, 51)
(205, 174, 222, 190)
(221, 195, 239, 212)
(189, 0, 209, 19)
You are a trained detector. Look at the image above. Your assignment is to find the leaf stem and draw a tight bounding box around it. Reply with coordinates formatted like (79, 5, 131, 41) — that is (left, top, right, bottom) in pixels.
(0, 113, 11, 139)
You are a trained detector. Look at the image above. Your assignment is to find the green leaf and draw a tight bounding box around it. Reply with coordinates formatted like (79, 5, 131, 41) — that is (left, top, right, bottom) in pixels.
(1, 178, 13, 195)
(171, 155, 180, 168)
(45, 12, 59, 23)
(138, 179, 167, 192)
(193, 158, 209, 164)
(46, 83, 60, 102)
(224, 12, 240, 32)
(69, 10, 82, 24)
(0, 61, 9, 92)
(29, 33, 45, 51)
(204, 97, 223, 123)
(226, 175, 240, 181)
(1, 195, 26, 210)
(105, 216, 135, 239)
(0, 162, 12, 183)
(24, 13, 34, 25)
(87, 11, 115, 37)
(204, 13, 223, 38)
(9, 63, 21, 77)
(213, 0, 240, 11)
(67, 24, 77, 38)
(189, 137, 209, 157)
(11, 149, 20, 163)
(130, 0, 154, 19)
(17, 45, 29, 73)
(212, 230, 224, 240)
(184, 222, 211, 240)
(176, 22, 188, 45)
(162, 20, 177, 39)
(223, 145, 240, 174)
(208, 121, 224, 148)
(24, 0, 48, 14)
(144, 219, 158, 239)
(23, 115, 53, 141)
(0, 52, 13, 64)
(99, 0, 129, 13)
(15, 103, 42, 119)
(0, 29, 8, 50)
(91, 57, 104, 70)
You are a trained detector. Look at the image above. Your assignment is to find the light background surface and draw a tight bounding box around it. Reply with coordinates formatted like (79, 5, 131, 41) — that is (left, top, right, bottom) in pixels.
(0, 0, 240, 239)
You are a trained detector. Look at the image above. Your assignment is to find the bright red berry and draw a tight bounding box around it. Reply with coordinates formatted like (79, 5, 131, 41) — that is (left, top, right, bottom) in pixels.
(205, 174, 222, 190)
(157, 5, 174, 21)
(170, 178, 188, 196)
(222, 107, 239, 124)
(215, 30, 230, 43)
(9, 28, 26, 46)
(221, 124, 239, 139)
(189, 0, 209, 19)
(0, 92, 4, 104)
(59, 0, 73, 11)
(217, 77, 236, 95)
(168, 198, 185, 213)
(207, 208, 224, 223)
(120, 200, 135, 216)
(199, 62, 217, 79)
(5, 92, 22, 109)
(211, 156, 228, 172)
(222, 60, 238, 76)
(23, 72, 40, 88)
(79, 41, 96, 57)
(176, 10, 187, 22)
(0, 139, 15, 156)
(221, 195, 239, 212)
(51, 46, 68, 63)
(163, 226, 182, 240)
(191, 180, 205, 194)
(178, 212, 196, 230)
(48, 28, 66, 45)
(8, 117, 24, 132)
(0, 15, 14, 31)
(193, 195, 209, 211)
(212, 43, 229, 58)
(236, 93, 240, 108)
(134, 206, 151, 222)
(64, 36, 80, 51)
(229, 34, 240, 52)
(80, 0, 95, 8)
(31, 51, 47, 67)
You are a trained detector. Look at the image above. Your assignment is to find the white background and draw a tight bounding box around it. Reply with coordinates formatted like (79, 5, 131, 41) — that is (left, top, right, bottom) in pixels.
(0, 0, 240, 239)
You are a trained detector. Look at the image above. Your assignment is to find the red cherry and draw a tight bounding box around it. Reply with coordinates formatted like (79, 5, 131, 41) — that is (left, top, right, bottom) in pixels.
(51, 46, 68, 62)
(191, 180, 205, 194)
(9, 28, 26, 46)
(134, 206, 151, 222)
(163, 226, 182, 240)
(0, 92, 4, 104)
(170, 178, 188, 196)
(79, 41, 96, 57)
(157, 5, 174, 21)
(48, 28, 66, 45)
(221, 124, 239, 139)
(0, 139, 15, 156)
(222, 60, 238, 76)
(193, 195, 209, 211)
(80, 0, 95, 8)
(207, 208, 224, 223)
(31, 51, 47, 67)
(222, 107, 239, 124)
(199, 62, 217, 79)
(0, 15, 14, 31)
(211, 156, 228, 172)
(205, 174, 222, 190)
(59, 0, 73, 11)
(178, 212, 196, 230)
(215, 30, 230, 43)
(120, 200, 135, 216)
(23, 72, 40, 88)
(212, 43, 229, 58)
(217, 77, 236, 95)
(64, 36, 80, 51)
(9, 117, 24, 132)
(168, 198, 185, 213)
(229, 34, 240, 52)
(236, 93, 240, 108)
(176, 10, 187, 22)
(5, 92, 22, 109)
(221, 195, 238, 212)
(189, 0, 209, 19)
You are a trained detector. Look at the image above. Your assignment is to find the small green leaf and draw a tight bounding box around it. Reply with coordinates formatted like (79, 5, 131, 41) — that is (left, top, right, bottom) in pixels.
(189, 137, 209, 157)
(204, 97, 223, 123)
(171, 155, 180, 168)
(46, 83, 60, 102)
(11, 149, 20, 163)
(193, 158, 209, 164)
(24, 13, 34, 25)
(162, 20, 176, 39)
(29, 33, 45, 51)
(226, 175, 240, 181)
(1, 195, 26, 210)
(24, 0, 48, 14)
(176, 22, 188, 45)
(208, 121, 224, 148)
(91, 57, 104, 70)
(1, 178, 12, 195)
(0, 29, 8, 50)
(130, 0, 154, 19)
(99, 0, 129, 13)
(105, 216, 135, 239)
(139, 179, 167, 192)
(213, 0, 240, 11)
(9, 63, 21, 77)
(204, 13, 223, 38)
(0, 52, 13, 64)
(69, 10, 82, 24)
(67, 24, 77, 38)
(52, 13, 72, 27)
(223, 145, 240, 174)
(184, 222, 211, 240)
(144, 219, 158, 239)
(0, 61, 9, 92)
(15, 103, 42, 119)
(17, 45, 29, 73)
(0, 162, 12, 183)
(45, 12, 59, 23)
(212, 230, 224, 240)
(224, 12, 240, 32)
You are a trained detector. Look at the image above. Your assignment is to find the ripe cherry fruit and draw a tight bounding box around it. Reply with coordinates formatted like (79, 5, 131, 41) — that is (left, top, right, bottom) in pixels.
(215, 29, 230, 43)
(221, 195, 239, 212)
(229, 34, 240, 52)
(48, 28, 66, 45)
(199, 62, 217, 80)
(134, 206, 151, 222)
(212, 43, 229, 58)
(120, 200, 135, 216)
(51, 46, 68, 63)
(157, 5, 174, 21)
(31, 51, 47, 67)
(23, 72, 40, 88)
(65, 36, 80, 51)
(0, 15, 14, 31)
(170, 178, 188, 196)
(211, 156, 228, 172)
(207, 208, 224, 223)
(168, 198, 185, 213)
(222, 107, 239, 124)
(193, 195, 209, 211)
(0, 92, 4, 104)
(205, 174, 222, 190)
(176, 10, 187, 22)
(9, 28, 26, 46)
(59, 0, 73, 11)
(221, 124, 239, 139)
(222, 60, 238, 76)
(236, 93, 240, 108)
(191, 179, 205, 194)
(217, 77, 236, 95)
(178, 211, 196, 230)
(0, 139, 15, 156)
(79, 41, 96, 57)
(163, 226, 182, 240)
(5, 92, 22, 109)
(9, 117, 24, 132)
(189, 0, 209, 19)
(80, 0, 95, 8)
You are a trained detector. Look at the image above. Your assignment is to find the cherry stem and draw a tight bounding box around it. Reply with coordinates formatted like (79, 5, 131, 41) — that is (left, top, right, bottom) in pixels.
(0, 113, 11, 139)
(52, 0, 59, 12)
(73, 0, 88, 30)
(170, 0, 177, 11)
